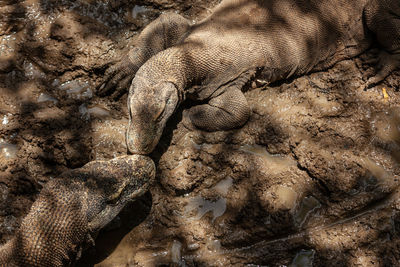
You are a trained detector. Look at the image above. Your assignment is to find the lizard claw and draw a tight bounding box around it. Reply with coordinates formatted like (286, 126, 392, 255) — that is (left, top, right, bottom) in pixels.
(363, 50, 400, 89)
(97, 57, 137, 97)
(182, 109, 197, 131)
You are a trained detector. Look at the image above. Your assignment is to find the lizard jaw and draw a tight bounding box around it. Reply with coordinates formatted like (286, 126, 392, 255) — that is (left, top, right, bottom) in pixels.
(126, 81, 179, 155)
(87, 155, 155, 233)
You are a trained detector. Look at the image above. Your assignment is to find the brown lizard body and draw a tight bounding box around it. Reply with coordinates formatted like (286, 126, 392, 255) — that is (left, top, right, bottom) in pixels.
(99, 0, 400, 154)
(0, 155, 155, 266)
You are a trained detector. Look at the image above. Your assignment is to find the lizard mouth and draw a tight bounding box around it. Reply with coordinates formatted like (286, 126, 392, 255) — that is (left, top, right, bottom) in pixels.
(87, 155, 155, 233)
(126, 120, 160, 155)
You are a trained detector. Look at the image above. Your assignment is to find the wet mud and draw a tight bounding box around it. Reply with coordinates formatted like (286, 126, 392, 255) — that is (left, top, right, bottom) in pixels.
(1, 0, 400, 266)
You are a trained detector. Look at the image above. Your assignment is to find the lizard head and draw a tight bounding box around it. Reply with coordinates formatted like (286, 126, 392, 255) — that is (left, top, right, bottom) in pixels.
(81, 155, 156, 234)
(126, 77, 179, 154)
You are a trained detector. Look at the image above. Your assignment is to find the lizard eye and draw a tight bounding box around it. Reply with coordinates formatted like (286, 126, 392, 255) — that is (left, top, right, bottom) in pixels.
(154, 101, 166, 122)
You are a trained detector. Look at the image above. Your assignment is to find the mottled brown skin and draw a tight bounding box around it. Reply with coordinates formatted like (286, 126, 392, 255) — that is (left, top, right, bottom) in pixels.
(0, 155, 155, 267)
(99, 0, 400, 155)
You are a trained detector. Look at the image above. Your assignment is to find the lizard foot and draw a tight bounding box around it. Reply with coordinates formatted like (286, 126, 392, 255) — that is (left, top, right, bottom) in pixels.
(183, 88, 250, 132)
(364, 50, 400, 90)
(97, 52, 138, 98)
(182, 109, 197, 131)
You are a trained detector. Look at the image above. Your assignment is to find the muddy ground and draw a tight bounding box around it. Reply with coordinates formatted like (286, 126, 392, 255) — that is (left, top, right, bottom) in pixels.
(1, 0, 400, 266)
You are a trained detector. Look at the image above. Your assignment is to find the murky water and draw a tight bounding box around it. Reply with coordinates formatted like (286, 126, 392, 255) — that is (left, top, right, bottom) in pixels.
(184, 196, 227, 222)
(184, 177, 233, 222)
(37, 93, 58, 104)
(212, 177, 233, 195)
(60, 80, 93, 100)
(171, 240, 184, 264)
(0, 142, 18, 160)
(290, 249, 315, 267)
(239, 144, 296, 171)
(131, 5, 150, 19)
(79, 104, 110, 120)
(294, 196, 321, 228)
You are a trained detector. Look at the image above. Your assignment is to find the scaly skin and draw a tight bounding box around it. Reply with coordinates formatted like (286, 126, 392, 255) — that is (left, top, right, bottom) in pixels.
(99, 0, 400, 155)
(0, 155, 155, 267)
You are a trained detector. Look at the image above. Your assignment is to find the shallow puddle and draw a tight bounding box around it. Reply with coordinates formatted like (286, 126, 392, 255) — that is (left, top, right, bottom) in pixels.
(212, 177, 233, 196)
(290, 249, 315, 267)
(0, 142, 18, 160)
(131, 5, 150, 19)
(294, 196, 321, 228)
(60, 80, 93, 100)
(171, 240, 183, 264)
(79, 104, 110, 120)
(184, 196, 227, 222)
(37, 93, 58, 104)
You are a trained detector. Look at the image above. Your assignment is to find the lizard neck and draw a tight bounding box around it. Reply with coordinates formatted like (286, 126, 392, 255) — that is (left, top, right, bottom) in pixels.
(134, 43, 207, 102)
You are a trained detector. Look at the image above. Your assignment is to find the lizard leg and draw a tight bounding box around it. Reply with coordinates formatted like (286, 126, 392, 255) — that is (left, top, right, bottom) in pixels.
(365, 50, 400, 88)
(98, 13, 191, 96)
(184, 88, 250, 132)
(364, 0, 400, 88)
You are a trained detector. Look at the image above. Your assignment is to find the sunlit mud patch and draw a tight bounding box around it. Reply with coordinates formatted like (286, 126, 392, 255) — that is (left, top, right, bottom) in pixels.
(294, 196, 321, 228)
(269, 185, 298, 211)
(184, 196, 226, 222)
(290, 249, 315, 267)
(370, 107, 400, 144)
(0, 33, 18, 72)
(306, 87, 344, 117)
